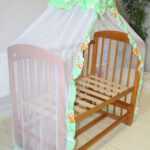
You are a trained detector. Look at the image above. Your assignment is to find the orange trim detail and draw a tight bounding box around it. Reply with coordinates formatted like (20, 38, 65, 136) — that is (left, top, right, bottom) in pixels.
(77, 62, 83, 69)
(132, 49, 139, 55)
(82, 43, 87, 50)
(111, 13, 117, 18)
(68, 113, 75, 123)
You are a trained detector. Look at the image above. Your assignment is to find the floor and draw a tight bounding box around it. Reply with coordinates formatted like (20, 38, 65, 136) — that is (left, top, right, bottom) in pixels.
(76, 91, 150, 150)
(0, 73, 150, 150)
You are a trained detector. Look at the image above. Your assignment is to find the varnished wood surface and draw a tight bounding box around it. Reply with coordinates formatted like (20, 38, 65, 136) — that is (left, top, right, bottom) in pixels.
(74, 30, 140, 149)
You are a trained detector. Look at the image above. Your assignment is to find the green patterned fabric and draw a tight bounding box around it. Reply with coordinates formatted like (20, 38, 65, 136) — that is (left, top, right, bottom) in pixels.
(67, 80, 76, 150)
(49, 0, 106, 13)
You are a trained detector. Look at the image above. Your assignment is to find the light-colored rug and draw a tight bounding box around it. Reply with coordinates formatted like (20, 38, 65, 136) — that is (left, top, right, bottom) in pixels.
(0, 117, 12, 150)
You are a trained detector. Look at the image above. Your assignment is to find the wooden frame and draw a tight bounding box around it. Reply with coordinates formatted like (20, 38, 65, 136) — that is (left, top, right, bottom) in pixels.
(75, 31, 140, 149)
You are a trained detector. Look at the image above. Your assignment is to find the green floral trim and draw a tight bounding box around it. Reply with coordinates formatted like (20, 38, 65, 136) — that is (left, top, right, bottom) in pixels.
(48, 0, 74, 10)
(67, 80, 76, 150)
(106, 1, 143, 115)
(48, 0, 106, 12)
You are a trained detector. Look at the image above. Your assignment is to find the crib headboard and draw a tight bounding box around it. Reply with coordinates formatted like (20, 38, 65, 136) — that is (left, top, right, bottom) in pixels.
(8, 44, 66, 150)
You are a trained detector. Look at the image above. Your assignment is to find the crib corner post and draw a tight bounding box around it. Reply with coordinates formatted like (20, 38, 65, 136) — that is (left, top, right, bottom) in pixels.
(124, 105, 133, 126)
(91, 35, 98, 75)
(124, 58, 140, 126)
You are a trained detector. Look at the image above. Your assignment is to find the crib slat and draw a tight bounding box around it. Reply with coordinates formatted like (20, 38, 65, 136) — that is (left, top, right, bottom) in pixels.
(112, 41, 119, 82)
(99, 38, 105, 77)
(105, 40, 111, 79)
(17, 60, 21, 109)
(76, 85, 109, 101)
(17, 60, 24, 144)
(20, 60, 27, 148)
(112, 41, 119, 115)
(74, 106, 86, 113)
(91, 36, 98, 75)
(76, 80, 116, 97)
(87, 44, 90, 75)
(76, 98, 95, 108)
(126, 50, 133, 87)
(49, 65, 53, 148)
(24, 61, 29, 110)
(89, 75, 127, 90)
(119, 43, 127, 84)
(81, 78, 123, 93)
(30, 60, 39, 147)
(20, 61, 25, 101)
(119, 43, 127, 116)
(23, 59, 30, 148)
(31, 60, 41, 148)
(39, 62, 45, 148)
(124, 49, 133, 102)
(57, 63, 65, 150)
(77, 92, 103, 104)
(105, 40, 112, 113)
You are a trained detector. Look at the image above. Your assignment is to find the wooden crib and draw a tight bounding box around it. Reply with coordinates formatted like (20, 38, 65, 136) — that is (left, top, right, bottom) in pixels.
(74, 31, 140, 149)
(8, 30, 140, 150)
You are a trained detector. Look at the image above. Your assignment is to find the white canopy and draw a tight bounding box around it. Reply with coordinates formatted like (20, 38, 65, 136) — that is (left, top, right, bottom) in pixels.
(10, 2, 145, 150)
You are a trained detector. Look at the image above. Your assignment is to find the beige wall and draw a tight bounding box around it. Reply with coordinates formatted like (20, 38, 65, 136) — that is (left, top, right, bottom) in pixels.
(145, 7, 150, 72)
(0, 0, 49, 53)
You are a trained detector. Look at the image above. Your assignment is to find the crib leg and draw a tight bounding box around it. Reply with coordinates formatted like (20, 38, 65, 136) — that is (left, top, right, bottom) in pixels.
(125, 59, 141, 126)
(124, 105, 133, 126)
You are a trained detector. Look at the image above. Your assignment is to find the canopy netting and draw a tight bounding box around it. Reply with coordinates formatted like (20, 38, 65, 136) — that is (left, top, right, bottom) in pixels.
(11, 0, 145, 150)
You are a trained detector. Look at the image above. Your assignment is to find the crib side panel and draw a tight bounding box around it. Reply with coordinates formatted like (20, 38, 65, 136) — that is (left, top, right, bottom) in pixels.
(8, 44, 66, 150)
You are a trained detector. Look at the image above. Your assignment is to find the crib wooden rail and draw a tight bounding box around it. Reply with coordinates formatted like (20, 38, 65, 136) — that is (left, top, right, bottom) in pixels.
(77, 112, 130, 150)
(75, 30, 140, 149)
